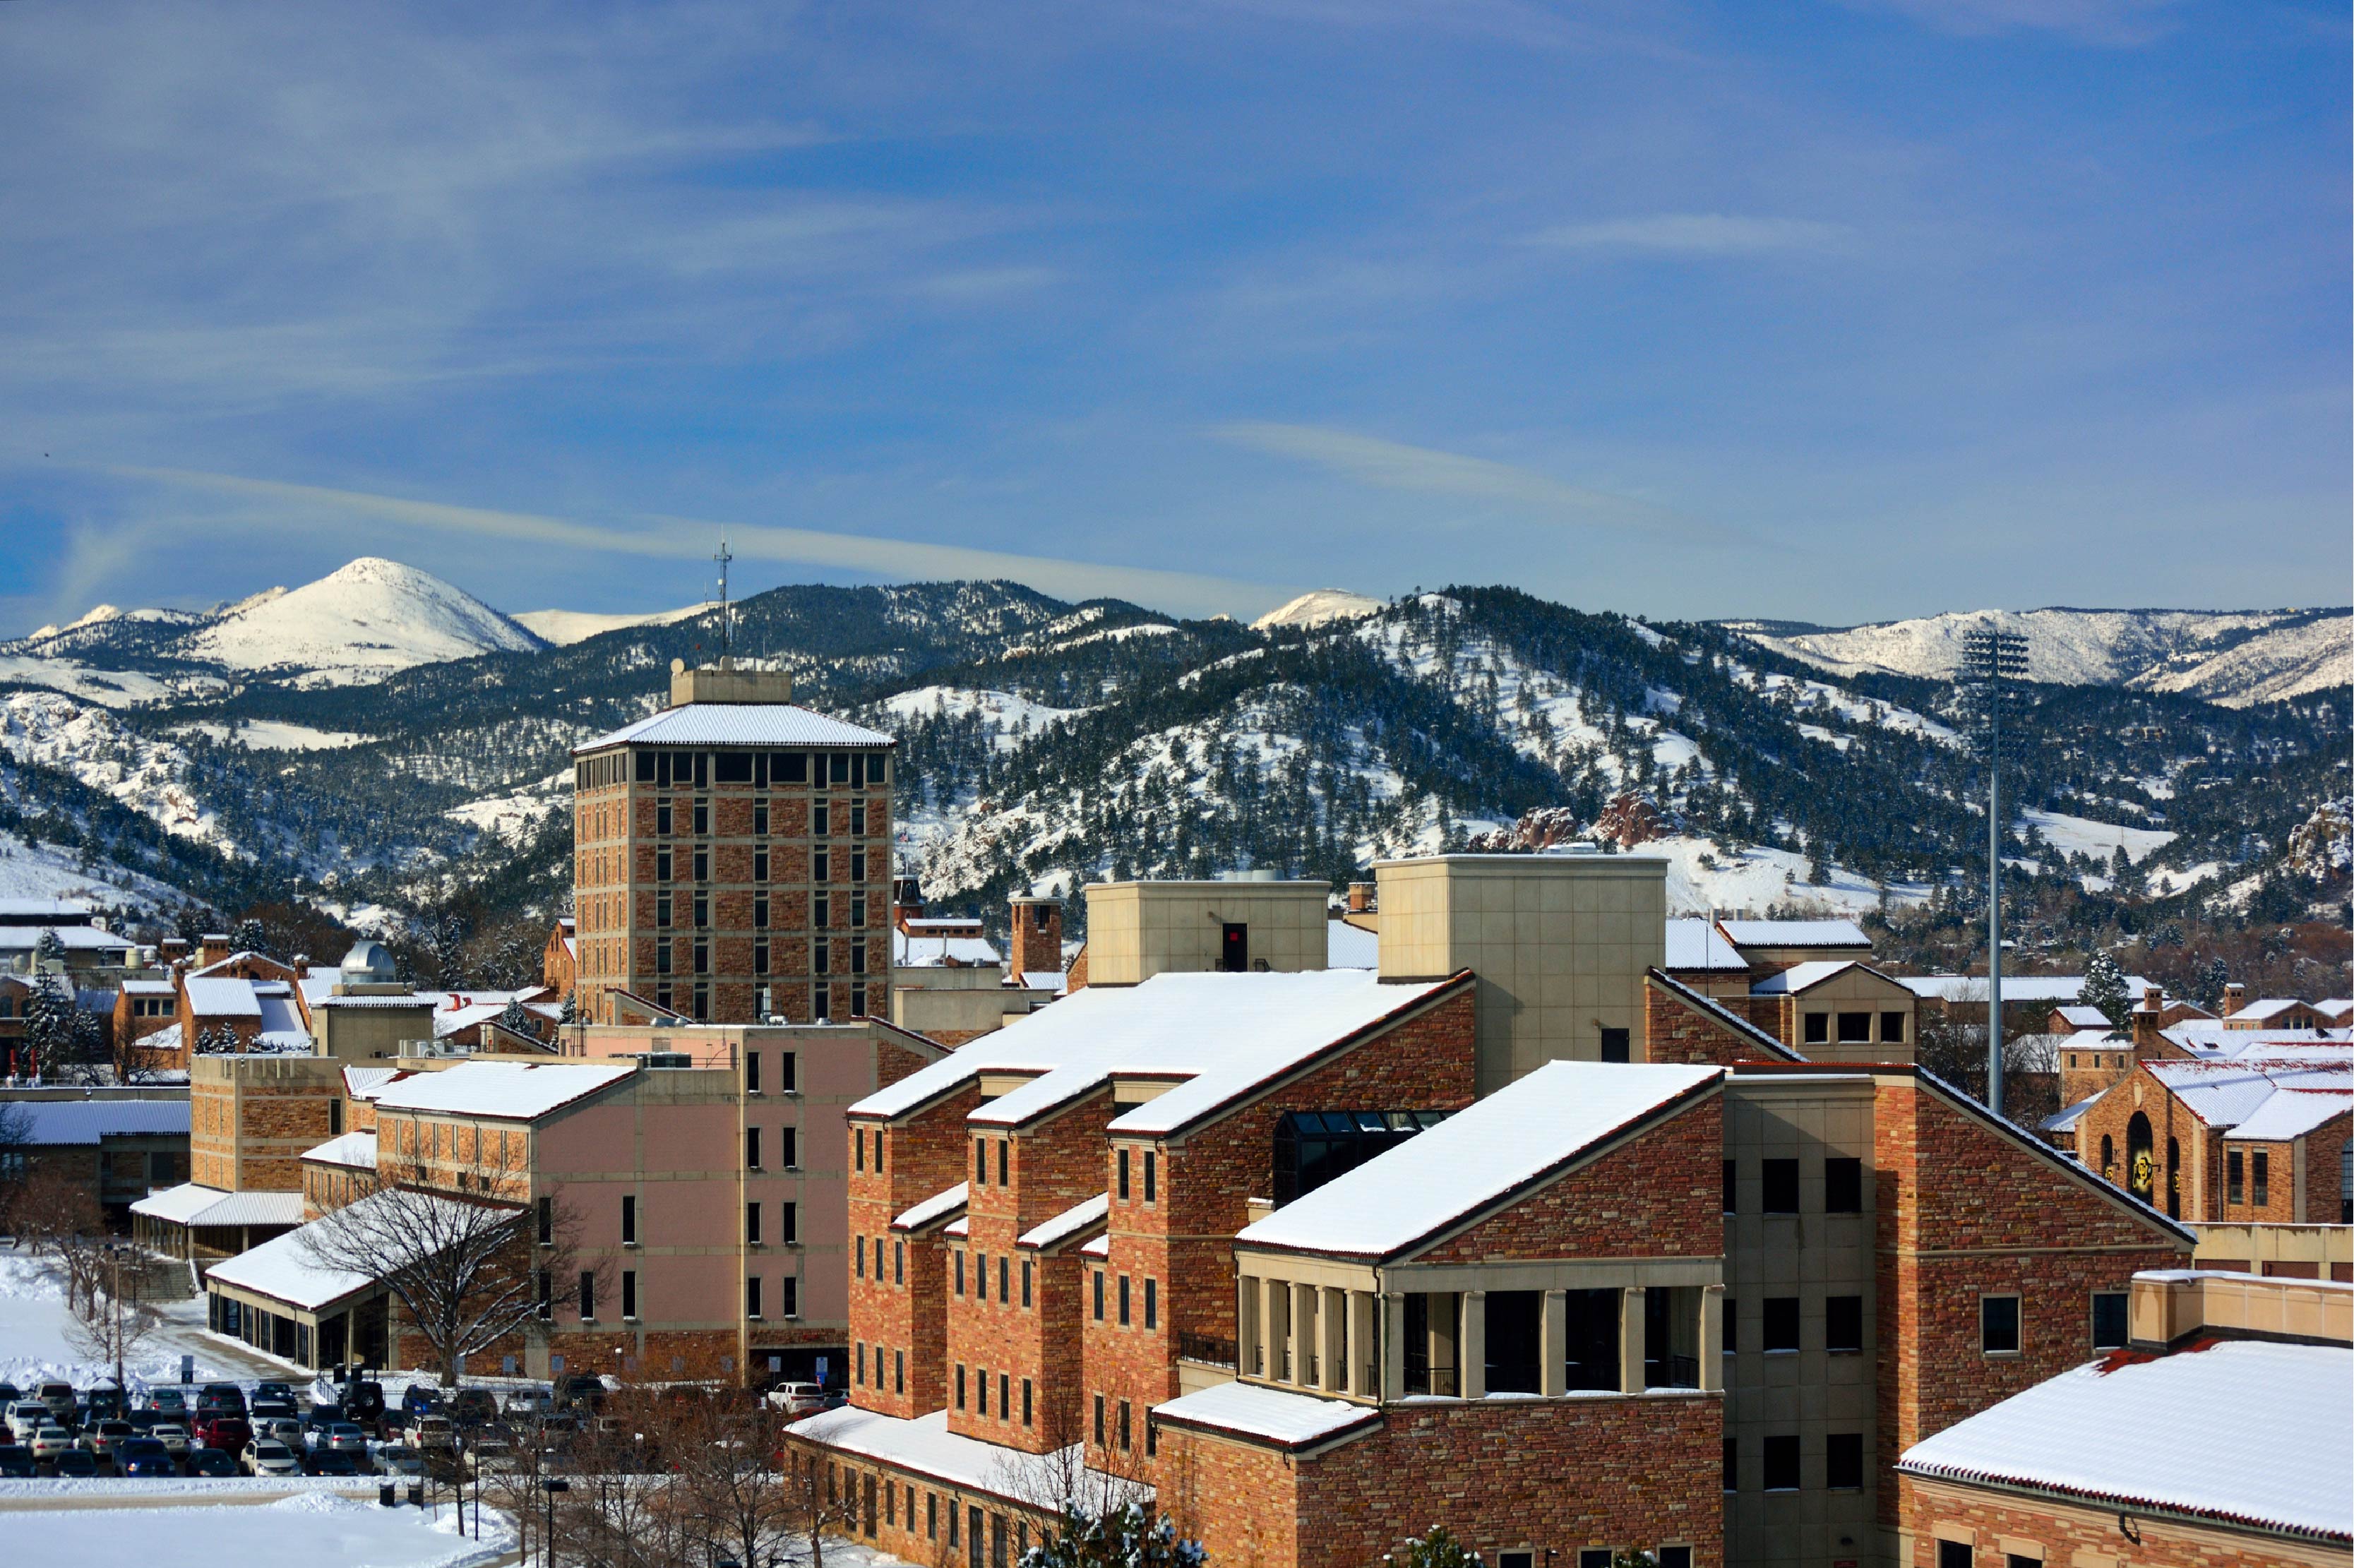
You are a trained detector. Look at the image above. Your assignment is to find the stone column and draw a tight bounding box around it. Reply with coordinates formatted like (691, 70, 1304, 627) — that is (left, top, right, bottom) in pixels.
(1322, 1287, 1348, 1394)
(1381, 1293, 1406, 1401)
(1540, 1289, 1567, 1398)
(1699, 1284, 1725, 1394)
(1238, 1275, 1258, 1377)
(1619, 1286, 1647, 1394)
(1460, 1290, 1486, 1400)
(1263, 1277, 1289, 1382)
(1291, 1283, 1316, 1387)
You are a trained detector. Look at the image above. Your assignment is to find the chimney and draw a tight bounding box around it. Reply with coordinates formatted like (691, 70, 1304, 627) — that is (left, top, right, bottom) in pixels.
(198, 933, 231, 967)
(2131, 987, 2163, 1058)
(1009, 897, 1064, 987)
(1346, 881, 1376, 915)
(160, 938, 189, 963)
(2221, 982, 2246, 1018)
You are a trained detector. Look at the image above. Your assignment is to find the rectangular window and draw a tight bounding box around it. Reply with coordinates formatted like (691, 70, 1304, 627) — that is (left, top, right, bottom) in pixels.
(855, 1240, 864, 1280)
(1880, 1010, 1906, 1043)
(781, 1202, 796, 1244)
(2252, 1151, 2269, 1207)
(1143, 1150, 1157, 1203)
(997, 1139, 1009, 1186)
(1022, 1378, 1033, 1427)
(1118, 1275, 1132, 1326)
(955, 1365, 967, 1410)
(855, 1128, 865, 1171)
(779, 1052, 796, 1091)
(1824, 1156, 1862, 1213)
(955, 1252, 965, 1296)
(1762, 1296, 1800, 1354)
(1836, 1010, 1872, 1043)
(1722, 1437, 1738, 1492)
(1938, 1543, 1973, 1568)
(1117, 1400, 1132, 1452)
(815, 892, 830, 928)
(657, 849, 673, 882)
(851, 851, 866, 882)
(2091, 1291, 2128, 1351)
(895, 1242, 904, 1285)
(976, 1142, 988, 1187)
(1144, 1279, 1157, 1330)
(976, 1252, 986, 1301)
(621, 1195, 637, 1245)
(780, 1275, 798, 1317)
(895, 1350, 904, 1394)
(1723, 1159, 1737, 1214)
(753, 851, 769, 882)
(578, 1272, 596, 1322)
(852, 892, 867, 926)
(1721, 1298, 1735, 1355)
(537, 1270, 551, 1319)
(1762, 1158, 1800, 1214)
(1117, 1148, 1130, 1200)
(998, 1255, 1009, 1302)
(999, 1373, 1009, 1418)
(2228, 1149, 2245, 1204)
(1762, 1434, 1800, 1491)
(1803, 1010, 1829, 1043)
(746, 1202, 761, 1245)
(813, 801, 830, 837)
(621, 1270, 638, 1319)
(1981, 1295, 2021, 1355)
(1092, 1271, 1104, 1321)
(781, 1127, 798, 1169)
(1092, 1395, 1104, 1446)
(746, 1127, 762, 1170)
(976, 1370, 986, 1415)
(813, 850, 829, 882)
(537, 1197, 554, 1245)
(851, 802, 867, 836)
(693, 893, 708, 929)
(1826, 1294, 1863, 1353)
(747, 1051, 763, 1094)
(1827, 1432, 1863, 1490)
(1599, 1026, 1630, 1063)
(754, 801, 769, 835)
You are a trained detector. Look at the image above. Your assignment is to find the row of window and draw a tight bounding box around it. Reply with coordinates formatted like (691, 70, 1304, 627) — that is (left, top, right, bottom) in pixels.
(650, 980, 866, 1022)
(948, 1363, 1035, 1430)
(1724, 1431, 1866, 1492)
(1094, 1269, 1156, 1329)
(1800, 1010, 1907, 1046)
(655, 933, 875, 976)
(576, 747, 887, 792)
(1724, 1155, 1864, 1214)
(543, 1267, 803, 1322)
(651, 846, 871, 885)
(744, 1127, 801, 1171)
(2226, 1149, 2271, 1207)
(818, 1458, 1026, 1561)
(1724, 1293, 1865, 1355)
(645, 796, 874, 839)
(654, 890, 873, 930)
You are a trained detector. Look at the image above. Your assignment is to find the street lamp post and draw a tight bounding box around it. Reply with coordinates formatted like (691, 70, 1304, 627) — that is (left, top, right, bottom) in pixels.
(542, 1476, 570, 1568)
(1959, 625, 2029, 1119)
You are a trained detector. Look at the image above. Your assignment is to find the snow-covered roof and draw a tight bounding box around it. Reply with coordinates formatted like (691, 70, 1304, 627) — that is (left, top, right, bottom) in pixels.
(1749, 959, 1858, 995)
(574, 702, 894, 753)
(120, 979, 177, 996)
(1898, 974, 2155, 1005)
(892, 1182, 969, 1233)
(784, 1406, 1148, 1507)
(342, 1066, 407, 1099)
(851, 969, 1456, 1137)
(371, 1061, 635, 1120)
(1080, 1233, 1108, 1258)
(2039, 1094, 2101, 1135)
(0, 899, 92, 921)
(2227, 998, 2312, 1022)
(1898, 1338, 2352, 1541)
(1236, 1061, 1721, 1260)
(902, 917, 981, 931)
(890, 931, 1003, 969)
(2144, 1059, 2354, 1132)
(129, 1182, 304, 1229)
(1017, 1192, 1109, 1252)
(191, 950, 287, 978)
(1663, 918, 1747, 971)
(1717, 918, 1870, 950)
(2, 1098, 189, 1144)
(2317, 998, 2354, 1017)
(182, 976, 263, 1017)
(1152, 1380, 1381, 1451)
(0, 925, 134, 954)
(2223, 1089, 2351, 1144)
(203, 1190, 496, 1310)
(1325, 918, 1380, 970)
(2054, 1004, 2113, 1028)
(301, 1130, 378, 1169)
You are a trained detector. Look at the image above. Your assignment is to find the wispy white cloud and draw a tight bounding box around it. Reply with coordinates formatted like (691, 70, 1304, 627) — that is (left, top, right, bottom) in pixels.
(104, 465, 1281, 621)
(1832, 0, 2186, 47)
(1213, 422, 1737, 542)
(1529, 213, 1852, 256)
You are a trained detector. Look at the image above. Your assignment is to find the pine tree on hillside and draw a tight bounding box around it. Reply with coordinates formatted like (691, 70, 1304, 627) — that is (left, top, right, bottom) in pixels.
(232, 917, 268, 957)
(2082, 950, 2132, 1031)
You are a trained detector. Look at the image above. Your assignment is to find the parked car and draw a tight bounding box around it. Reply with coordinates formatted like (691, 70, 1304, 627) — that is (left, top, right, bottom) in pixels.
(252, 1382, 293, 1404)
(259, 1416, 304, 1449)
(195, 1383, 245, 1417)
(0, 1381, 20, 1408)
(398, 1384, 442, 1420)
(501, 1386, 554, 1419)
(762, 1381, 825, 1418)
(186, 1447, 238, 1477)
(80, 1420, 135, 1463)
(193, 1414, 251, 1452)
(0, 1444, 33, 1478)
(150, 1423, 191, 1456)
(8, 1401, 52, 1442)
(249, 1397, 297, 1425)
(50, 1449, 98, 1479)
(304, 1449, 360, 1476)
(556, 1373, 607, 1411)
(373, 1442, 425, 1479)
(148, 1387, 189, 1419)
(242, 1438, 301, 1478)
(27, 1425, 73, 1464)
(116, 1438, 174, 1477)
(313, 1421, 366, 1455)
(123, 1408, 164, 1436)
(36, 1382, 76, 1424)
(464, 1438, 517, 1476)
(81, 1382, 126, 1422)
(407, 1415, 455, 1451)
(449, 1387, 498, 1428)
(341, 1380, 386, 1423)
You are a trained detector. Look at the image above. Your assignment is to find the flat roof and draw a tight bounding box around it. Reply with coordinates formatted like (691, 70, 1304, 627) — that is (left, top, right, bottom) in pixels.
(370, 1061, 635, 1121)
(6, 1099, 190, 1144)
(575, 702, 893, 753)
(1152, 1380, 1380, 1451)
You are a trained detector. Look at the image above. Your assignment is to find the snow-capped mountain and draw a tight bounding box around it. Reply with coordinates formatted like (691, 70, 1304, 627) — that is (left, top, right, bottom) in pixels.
(180, 557, 545, 682)
(512, 602, 715, 647)
(1727, 606, 2350, 707)
(1253, 589, 1385, 631)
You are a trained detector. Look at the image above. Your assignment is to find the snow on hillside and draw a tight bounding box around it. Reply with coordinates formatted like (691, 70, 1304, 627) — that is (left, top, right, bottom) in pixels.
(1254, 589, 1385, 630)
(0, 692, 235, 854)
(2020, 808, 2175, 867)
(1647, 834, 1928, 917)
(177, 720, 371, 750)
(882, 686, 1089, 750)
(0, 827, 179, 910)
(511, 602, 712, 646)
(0, 653, 182, 708)
(1731, 607, 2350, 707)
(181, 557, 546, 683)
(443, 770, 570, 842)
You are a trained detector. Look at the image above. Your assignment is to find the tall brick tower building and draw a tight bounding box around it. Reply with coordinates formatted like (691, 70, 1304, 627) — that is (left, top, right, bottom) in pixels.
(570, 659, 897, 1027)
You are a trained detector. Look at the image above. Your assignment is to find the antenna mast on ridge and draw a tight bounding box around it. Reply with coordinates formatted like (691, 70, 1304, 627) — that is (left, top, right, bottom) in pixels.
(714, 532, 734, 664)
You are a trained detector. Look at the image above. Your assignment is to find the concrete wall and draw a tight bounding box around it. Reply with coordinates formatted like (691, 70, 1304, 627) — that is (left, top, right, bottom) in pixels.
(1373, 854, 1666, 1094)
(1783, 968, 1918, 1065)
(1082, 880, 1330, 986)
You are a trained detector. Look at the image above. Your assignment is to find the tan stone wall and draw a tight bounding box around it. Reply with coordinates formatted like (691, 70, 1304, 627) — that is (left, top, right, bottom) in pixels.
(1898, 1473, 2344, 1568)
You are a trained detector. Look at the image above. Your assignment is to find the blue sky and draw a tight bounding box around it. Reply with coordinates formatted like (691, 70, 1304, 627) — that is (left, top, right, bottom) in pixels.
(1, 0, 2345, 633)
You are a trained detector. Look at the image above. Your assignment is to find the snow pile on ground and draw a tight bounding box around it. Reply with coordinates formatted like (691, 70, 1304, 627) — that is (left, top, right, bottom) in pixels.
(0, 1252, 237, 1398)
(1, 1492, 515, 1568)
(183, 558, 546, 684)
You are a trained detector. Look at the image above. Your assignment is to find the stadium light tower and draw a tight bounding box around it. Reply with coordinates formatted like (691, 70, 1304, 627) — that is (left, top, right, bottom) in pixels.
(1960, 624, 2029, 1118)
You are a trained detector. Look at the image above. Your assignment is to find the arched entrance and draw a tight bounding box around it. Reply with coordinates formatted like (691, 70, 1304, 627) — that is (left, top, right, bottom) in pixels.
(2127, 1113, 2155, 1203)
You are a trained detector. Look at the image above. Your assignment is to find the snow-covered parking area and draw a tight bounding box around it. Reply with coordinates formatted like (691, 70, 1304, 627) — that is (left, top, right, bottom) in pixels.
(3, 1490, 512, 1567)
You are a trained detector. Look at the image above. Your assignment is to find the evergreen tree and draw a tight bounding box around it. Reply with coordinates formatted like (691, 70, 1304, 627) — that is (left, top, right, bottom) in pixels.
(496, 998, 534, 1039)
(2189, 954, 2230, 1013)
(1382, 1526, 1481, 1568)
(2081, 950, 2132, 1030)
(1021, 1502, 1204, 1567)
(232, 917, 268, 957)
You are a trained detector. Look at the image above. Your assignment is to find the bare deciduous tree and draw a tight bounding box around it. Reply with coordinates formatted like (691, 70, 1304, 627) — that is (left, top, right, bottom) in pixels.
(64, 1245, 163, 1393)
(298, 1158, 597, 1387)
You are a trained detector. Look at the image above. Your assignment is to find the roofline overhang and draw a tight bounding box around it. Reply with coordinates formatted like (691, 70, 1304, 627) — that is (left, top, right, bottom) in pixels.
(1149, 1404, 1385, 1456)
(1896, 1463, 2350, 1547)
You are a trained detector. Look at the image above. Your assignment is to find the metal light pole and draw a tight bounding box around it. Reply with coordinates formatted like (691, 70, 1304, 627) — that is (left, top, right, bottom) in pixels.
(1960, 625, 2029, 1118)
(542, 1476, 570, 1568)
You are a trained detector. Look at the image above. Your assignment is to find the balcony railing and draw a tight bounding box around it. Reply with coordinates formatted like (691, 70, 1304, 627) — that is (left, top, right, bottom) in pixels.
(1176, 1331, 1237, 1369)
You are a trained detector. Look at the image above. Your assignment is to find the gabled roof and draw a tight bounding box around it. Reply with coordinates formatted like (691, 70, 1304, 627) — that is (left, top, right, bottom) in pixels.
(205, 1189, 506, 1311)
(849, 969, 1462, 1139)
(1899, 1337, 2352, 1542)
(128, 1182, 304, 1229)
(120, 979, 177, 996)
(2040, 1093, 2102, 1135)
(182, 976, 264, 1017)
(301, 1130, 379, 1169)
(2223, 1089, 2351, 1143)
(1717, 918, 1869, 949)
(1663, 918, 1747, 971)
(2054, 1004, 2113, 1028)
(1017, 1192, 1109, 1252)
(1643, 970, 1805, 1063)
(574, 702, 892, 753)
(2144, 1059, 2354, 1131)
(2227, 998, 2312, 1022)
(1235, 1061, 1722, 1261)
(891, 931, 1003, 969)
(892, 1182, 969, 1233)
(370, 1061, 635, 1120)
(1899, 974, 2155, 1005)
(0, 925, 133, 954)
(1750, 959, 1856, 995)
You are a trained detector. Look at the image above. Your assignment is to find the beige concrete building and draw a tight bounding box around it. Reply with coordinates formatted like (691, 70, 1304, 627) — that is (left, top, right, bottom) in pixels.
(1081, 878, 1331, 987)
(1373, 854, 1666, 1092)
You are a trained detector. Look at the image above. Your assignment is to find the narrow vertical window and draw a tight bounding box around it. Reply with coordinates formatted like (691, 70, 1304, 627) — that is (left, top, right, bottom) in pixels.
(1143, 1150, 1156, 1203)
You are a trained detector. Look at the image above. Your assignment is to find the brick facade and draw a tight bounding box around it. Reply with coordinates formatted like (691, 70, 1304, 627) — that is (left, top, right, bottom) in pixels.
(1646, 974, 1791, 1067)
(2072, 1064, 2211, 1221)
(1899, 1473, 2346, 1568)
